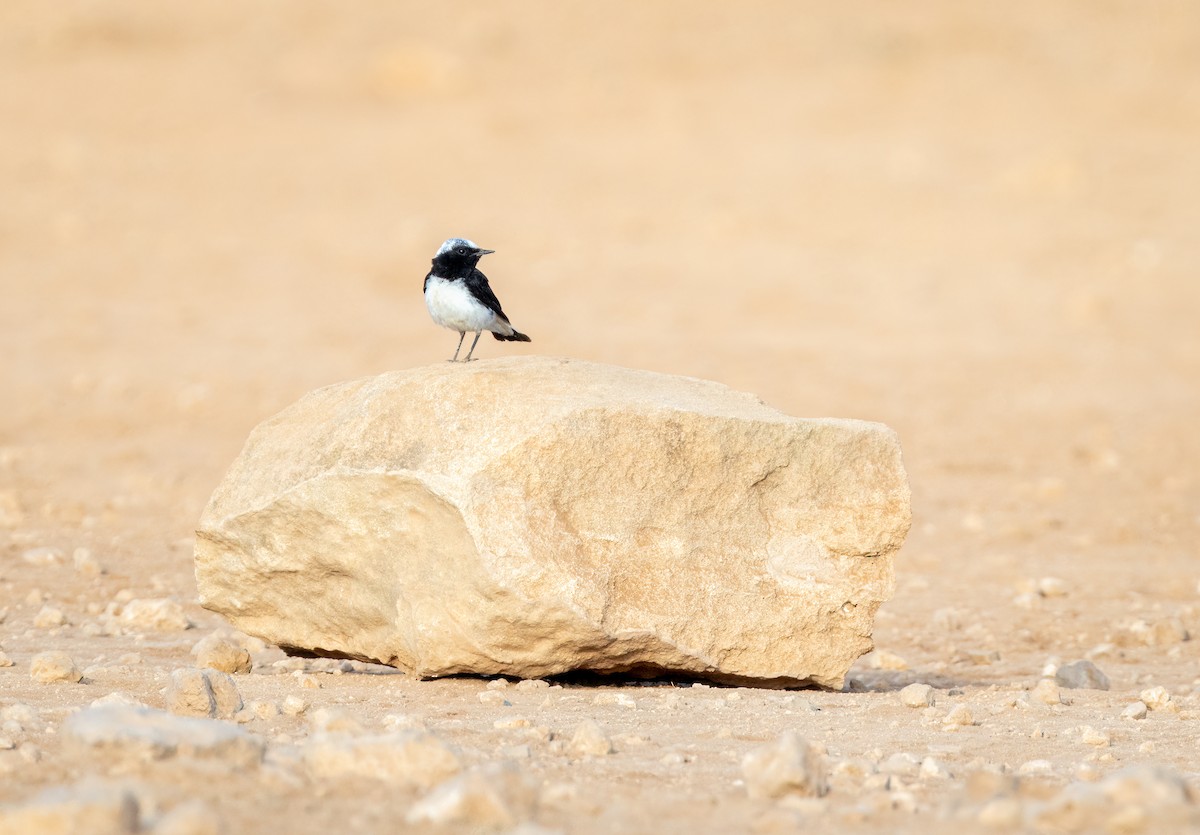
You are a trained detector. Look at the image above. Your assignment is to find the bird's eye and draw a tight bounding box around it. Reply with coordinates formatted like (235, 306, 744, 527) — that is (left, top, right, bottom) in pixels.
(456, 247, 470, 255)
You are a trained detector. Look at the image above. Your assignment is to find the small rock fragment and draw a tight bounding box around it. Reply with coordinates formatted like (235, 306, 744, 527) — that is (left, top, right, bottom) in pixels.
(515, 679, 549, 692)
(309, 708, 363, 735)
(569, 720, 612, 757)
(64, 705, 264, 768)
(281, 695, 308, 717)
(1121, 701, 1148, 721)
(863, 650, 908, 671)
(166, 668, 243, 719)
(191, 632, 252, 674)
(0, 651, 12, 668)
(33, 606, 68, 629)
(22, 546, 63, 565)
(405, 763, 537, 828)
(1031, 679, 1062, 706)
(942, 704, 974, 728)
(0, 782, 139, 834)
(30, 650, 82, 684)
(73, 547, 104, 577)
(117, 598, 191, 632)
(741, 732, 827, 800)
(899, 683, 934, 708)
(303, 731, 460, 787)
(478, 690, 510, 706)
(1055, 660, 1111, 691)
(1078, 725, 1110, 746)
(1140, 686, 1173, 711)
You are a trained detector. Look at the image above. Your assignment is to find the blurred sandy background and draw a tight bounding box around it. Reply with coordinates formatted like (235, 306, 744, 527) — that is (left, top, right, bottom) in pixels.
(1, 0, 1199, 827)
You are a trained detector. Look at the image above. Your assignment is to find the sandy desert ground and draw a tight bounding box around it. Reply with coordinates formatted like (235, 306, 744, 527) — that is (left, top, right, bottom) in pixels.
(2, 2, 1199, 832)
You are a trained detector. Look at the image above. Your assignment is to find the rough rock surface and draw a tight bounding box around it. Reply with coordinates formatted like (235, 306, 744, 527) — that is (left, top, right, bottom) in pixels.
(195, 358, 911, 688)
(63, 705, 264, 769)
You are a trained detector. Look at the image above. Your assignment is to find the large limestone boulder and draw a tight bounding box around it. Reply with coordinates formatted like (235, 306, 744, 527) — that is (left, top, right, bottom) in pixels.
(195, 357, 910, 688)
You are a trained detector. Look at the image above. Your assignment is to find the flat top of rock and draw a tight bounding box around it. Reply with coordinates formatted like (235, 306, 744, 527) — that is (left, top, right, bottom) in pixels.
(204, 357, 893, 521)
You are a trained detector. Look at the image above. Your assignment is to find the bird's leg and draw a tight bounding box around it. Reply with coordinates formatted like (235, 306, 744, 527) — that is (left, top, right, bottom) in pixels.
(450, 332, 466, 362)
(464, 331, 483, 362)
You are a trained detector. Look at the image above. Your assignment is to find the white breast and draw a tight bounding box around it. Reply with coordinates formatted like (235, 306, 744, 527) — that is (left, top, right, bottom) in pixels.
(424, 277, 498, 333)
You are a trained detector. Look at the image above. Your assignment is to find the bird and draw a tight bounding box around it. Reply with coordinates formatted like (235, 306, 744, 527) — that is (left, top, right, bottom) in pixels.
(423, 237, 531, 362)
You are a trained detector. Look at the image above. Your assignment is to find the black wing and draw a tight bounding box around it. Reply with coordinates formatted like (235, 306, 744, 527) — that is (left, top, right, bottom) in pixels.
(423, 271, 432, 293)
(463, 269, 512, 323)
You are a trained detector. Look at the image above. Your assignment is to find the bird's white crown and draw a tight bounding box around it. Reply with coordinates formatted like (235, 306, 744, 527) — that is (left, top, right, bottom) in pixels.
(436, 237, 480, 256)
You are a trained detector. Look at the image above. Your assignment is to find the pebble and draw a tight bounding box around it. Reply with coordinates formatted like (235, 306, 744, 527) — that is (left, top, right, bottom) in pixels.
(942, 705, 974, 728)
(862, 650, 908, 671)
(90, 692, 146, 708)
(382, 713, 427, 731)
(1018, 759, 1053, 775)
(1139, 686, 1173, 711)
(478, 690, 511, 706)
(73, 547, 104, 577)
(1031, 679, 1062, 706)
(309, 708, 364, 735)
(21, 546, 64, 566)
(166, 668, 243, 719)
(879, 752, 921, 778)
(741, 732, 826, 800)
(191, 632, 252, 674)
(30, 650, 82, 684)
(898, 683, 935, 708)
(303, 731, 460, 787)
(919, 757, 951, 780)
(569, 720, 613, 756)
(494, 717, 532, 730)
(1121, 701, 1148, 721)
(33, 605, 67, 629)
(0, 651, 12, 668)
(1078, 725, 1110, 747)
(405, 763, 537, 828)
(1028, 764, 1195, 832)
(63, 705, 265, 769)
(281, 695, 309, 717)
(1055, 660, 1111, 691)
(0, 782, 140, 834)
(116, 598, 191, 632)
(515, 679, 550, 691)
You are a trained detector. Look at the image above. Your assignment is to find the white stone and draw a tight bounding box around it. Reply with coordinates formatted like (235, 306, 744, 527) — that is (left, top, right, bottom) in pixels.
(166, 668, 243, 719)
(405, 763, 537, 828)
(0, 651, 12, 668)
(899, 683, 934, 708)
(195, 359, 911, 689)
(63, 705, 264, 768)
(281, 695, 308, 717)
(1079, 725, 1110, 746)
(191, 632, 252, 674)
(309, 708, 363, 735)
(742, 732, 826, 800)
(303, 731, 460, 787)
(30, 651, 82, 684)
(1140, 686, 1173, 711)
(569, 720, 612, 756)
(942, 705, 974, 728)
(73, 547, 104, 577)
(33, 606, 67, 629)
(117, 598, 191, 632)
(1031, 679, 1062, 706)
(0, 782, 139, 834)
(1122, 701, 1148, 721)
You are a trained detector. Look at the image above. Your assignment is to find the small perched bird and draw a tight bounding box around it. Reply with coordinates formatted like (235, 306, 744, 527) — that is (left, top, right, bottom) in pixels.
(423, 238, 531, 362)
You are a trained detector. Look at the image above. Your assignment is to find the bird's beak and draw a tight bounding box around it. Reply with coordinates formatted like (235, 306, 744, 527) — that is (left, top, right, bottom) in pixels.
(475, 248, 495, 256)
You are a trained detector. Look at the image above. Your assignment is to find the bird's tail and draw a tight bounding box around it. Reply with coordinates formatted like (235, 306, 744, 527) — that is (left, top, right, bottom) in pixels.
(493, 330, 531, 342)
